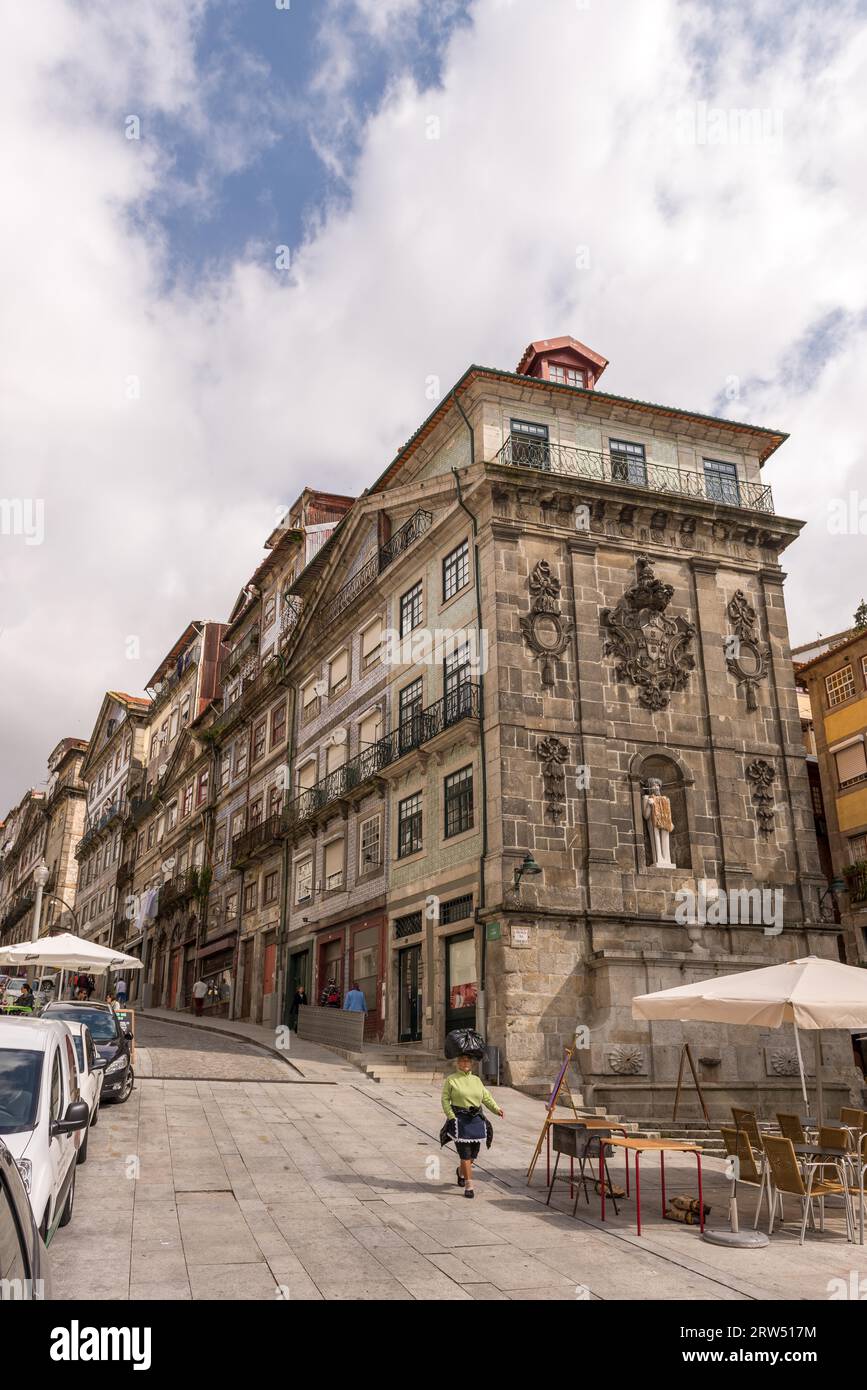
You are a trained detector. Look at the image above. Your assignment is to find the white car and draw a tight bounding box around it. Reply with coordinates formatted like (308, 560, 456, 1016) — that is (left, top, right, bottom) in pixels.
(0, 1017, 89, 1245)
(62, 1021, 104, 1163)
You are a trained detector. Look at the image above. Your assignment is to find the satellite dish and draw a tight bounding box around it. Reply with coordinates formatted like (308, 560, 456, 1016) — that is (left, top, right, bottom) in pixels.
(332, 727, 347, 746)
(158, 763, 168, 778)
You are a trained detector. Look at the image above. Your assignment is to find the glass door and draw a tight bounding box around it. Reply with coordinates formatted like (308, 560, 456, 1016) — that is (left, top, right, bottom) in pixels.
(398, 945, 423, 1043)
(445, 930, 477, 1039)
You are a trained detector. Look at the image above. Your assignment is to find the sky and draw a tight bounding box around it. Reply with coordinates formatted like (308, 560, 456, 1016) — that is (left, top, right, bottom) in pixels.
(1, 0, 866, 809)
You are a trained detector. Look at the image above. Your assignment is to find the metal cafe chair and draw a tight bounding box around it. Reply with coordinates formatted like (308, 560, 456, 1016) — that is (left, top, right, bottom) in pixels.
(776, 1113, 808, 1144)
(762, 1135, 854, 1244)
(721, 1127, 773, 1229)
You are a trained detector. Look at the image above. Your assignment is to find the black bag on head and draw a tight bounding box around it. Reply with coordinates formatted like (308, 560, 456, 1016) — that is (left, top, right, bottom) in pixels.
(444, 1028, 486, 1059)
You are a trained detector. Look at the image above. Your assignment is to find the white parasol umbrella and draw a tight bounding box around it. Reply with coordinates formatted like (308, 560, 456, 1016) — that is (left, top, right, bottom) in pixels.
(633, 955, 867, 1119)
(0, 932, 143, 976)
(632, 956, 867, 1248)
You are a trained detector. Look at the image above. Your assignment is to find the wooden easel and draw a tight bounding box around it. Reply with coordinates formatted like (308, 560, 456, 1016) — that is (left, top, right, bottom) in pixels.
(672, 1042, 710, 1125)
(527, 1046, 580, 1183)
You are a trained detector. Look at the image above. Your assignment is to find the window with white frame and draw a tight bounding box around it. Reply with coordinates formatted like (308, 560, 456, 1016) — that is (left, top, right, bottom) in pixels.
(833, 740, 867, 789)
(358, 815, 381, 873)
(359, 708, 382, 749)
(329, 648, 349, 693)
(548, 363, 584, 387)
(849, 833, 867, 863)
(295, 857, 312, 904)
(361, 616, 383, 669)
(323, 837, 344, 891)
(826, 665, 855, 707)
(443, 539, 470, 602)
(297, 758, 317, 792)
(326, 740, 346, 775)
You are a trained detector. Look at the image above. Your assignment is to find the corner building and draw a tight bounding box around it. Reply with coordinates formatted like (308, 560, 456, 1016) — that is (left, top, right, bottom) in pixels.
(285, 334, 850, 1118)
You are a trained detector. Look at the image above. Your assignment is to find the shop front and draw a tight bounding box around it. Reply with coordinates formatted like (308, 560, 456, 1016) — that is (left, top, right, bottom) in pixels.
(195, 934, 235, 1017)
(314, 913, 385, 1040)
(444, 928, 477, 1040)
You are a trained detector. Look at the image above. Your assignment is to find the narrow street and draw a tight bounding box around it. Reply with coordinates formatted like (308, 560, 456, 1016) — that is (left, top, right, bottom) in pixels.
(45, 1013, 867, 1302)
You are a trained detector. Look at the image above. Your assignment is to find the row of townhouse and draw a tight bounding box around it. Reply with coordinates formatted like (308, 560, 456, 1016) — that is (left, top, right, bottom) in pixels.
(0, 739, 88, 949)
(5, 333, 849, 1112)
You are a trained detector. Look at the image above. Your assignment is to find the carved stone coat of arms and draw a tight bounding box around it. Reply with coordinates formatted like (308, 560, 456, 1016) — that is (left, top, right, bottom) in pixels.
(601, 553, 696, 711)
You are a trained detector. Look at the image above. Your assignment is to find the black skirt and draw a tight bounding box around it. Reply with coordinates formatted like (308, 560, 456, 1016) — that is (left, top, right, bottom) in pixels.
(440, 1107, 493, 1160)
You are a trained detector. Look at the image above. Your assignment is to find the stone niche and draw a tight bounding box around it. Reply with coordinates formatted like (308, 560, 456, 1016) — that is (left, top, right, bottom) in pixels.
(629, 750, 692, 873)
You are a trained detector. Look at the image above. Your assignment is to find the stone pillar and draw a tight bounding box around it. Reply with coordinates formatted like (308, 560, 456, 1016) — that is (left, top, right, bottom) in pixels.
(568, 538, 624, 915)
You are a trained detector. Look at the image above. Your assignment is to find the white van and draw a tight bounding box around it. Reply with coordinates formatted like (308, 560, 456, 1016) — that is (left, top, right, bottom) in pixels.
(0, 1017, 89, 1245)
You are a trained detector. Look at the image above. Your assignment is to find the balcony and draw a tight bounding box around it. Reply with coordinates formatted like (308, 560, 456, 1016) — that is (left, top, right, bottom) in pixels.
(209, 653, 284, 742)
(230, 813, 284, 868)
(76, 799, 126, 856)
(314, 509, 433, 635)
(0, 870, 57, 936)
(495, 438, 775, 515)
(150, 654, 198, 716)
(285, 682, 481, 832)
(844, 864, 867, 905)
(278, 595, 303, 646)
(158, 868, 204, 916)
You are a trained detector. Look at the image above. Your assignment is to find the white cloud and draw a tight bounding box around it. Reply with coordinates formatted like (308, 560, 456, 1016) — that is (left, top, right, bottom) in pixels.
(2, 0, 867, 805)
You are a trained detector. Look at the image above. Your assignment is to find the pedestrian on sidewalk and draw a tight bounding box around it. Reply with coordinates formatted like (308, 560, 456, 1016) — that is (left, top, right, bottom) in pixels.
(440, 1053, 504, 1199)
(343, 982, 367, 1012)
(191, 976, 208, 1017)
(116, 977, 128, 1007)
(288, 985, 308, 1031)
(319, 979, 340, 1008)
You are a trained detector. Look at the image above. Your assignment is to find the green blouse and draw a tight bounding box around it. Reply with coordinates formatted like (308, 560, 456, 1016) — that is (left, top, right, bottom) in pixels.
(441, 1071, 499, 1119)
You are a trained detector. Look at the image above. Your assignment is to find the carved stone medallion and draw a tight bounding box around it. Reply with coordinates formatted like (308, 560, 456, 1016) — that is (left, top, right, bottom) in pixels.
(601, 553, 695, 710)
(607, 1045, 646, 1075)
(520, 560, 572, 688)
(726, 591, 771, 711)
(746, 758, 776, 833)
(537, 736, 569, 821)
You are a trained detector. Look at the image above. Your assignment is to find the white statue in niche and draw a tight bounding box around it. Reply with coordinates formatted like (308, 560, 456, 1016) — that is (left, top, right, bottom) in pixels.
(642, 777, 675, 868)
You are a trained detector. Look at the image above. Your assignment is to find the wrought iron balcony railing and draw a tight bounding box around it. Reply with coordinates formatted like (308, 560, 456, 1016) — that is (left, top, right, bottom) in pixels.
(315, 509, 433, 634)
(230, 813, 284, 868)
(76, 800, 127, 856)
(495, 437, 775, 515)
(843, 863, 867, 904)
(285, 682, 481, 831)
(158, 868, 203, 915)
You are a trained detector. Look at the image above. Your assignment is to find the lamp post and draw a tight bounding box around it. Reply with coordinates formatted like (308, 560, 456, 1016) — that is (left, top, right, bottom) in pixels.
(28, 861, 51, 984)
(30, 861, 50, 943)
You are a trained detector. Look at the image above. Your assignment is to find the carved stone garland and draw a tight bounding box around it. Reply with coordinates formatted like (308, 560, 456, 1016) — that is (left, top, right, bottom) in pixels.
(726, 591, 771, 711)
(537, 736, 569, 821)
(520, 560, 573, 688)
(746, 758, 776, 833)
(601, 553, 695, 711)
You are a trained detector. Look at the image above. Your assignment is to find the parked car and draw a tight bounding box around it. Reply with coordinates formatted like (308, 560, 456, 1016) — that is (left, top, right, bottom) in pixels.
(62, 1022, 105, 1163)
(1, 978, 32, 1011)
(0, 1136, 52, 1300)
(41, 1002, 134, 1104)
(0, 1016, 89, 1246)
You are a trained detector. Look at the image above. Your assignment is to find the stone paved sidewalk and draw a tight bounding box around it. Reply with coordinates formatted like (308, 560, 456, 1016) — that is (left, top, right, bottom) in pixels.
(49, 1012, 867, 1301)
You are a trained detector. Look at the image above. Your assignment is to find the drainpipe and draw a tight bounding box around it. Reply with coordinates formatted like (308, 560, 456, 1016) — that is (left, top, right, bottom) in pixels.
(277, 673, 298, 1028)
(451, 393, 489, 1044)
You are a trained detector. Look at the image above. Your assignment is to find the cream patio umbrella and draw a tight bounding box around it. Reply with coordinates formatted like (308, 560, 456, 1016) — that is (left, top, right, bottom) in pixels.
(0, 931, 143, 978)
(632, 956, 867, 1248)
(632, 955, 867, 1120)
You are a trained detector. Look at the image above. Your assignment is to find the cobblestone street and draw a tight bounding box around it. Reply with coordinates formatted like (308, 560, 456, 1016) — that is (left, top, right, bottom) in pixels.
(45, 1013, 867, 1302)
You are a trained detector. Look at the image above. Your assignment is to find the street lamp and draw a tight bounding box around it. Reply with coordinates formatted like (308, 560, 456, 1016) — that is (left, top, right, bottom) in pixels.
(31, 861, 50, 942)
(512, 852, 542, 895)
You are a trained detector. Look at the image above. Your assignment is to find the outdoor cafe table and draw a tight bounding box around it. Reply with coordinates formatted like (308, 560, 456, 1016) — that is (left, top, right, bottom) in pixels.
(601, 1136, 705, 1236)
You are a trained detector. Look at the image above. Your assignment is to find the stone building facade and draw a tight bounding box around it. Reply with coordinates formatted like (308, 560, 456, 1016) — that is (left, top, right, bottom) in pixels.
(0, 739, 88, 946)
(797, 627, 867, 968)
(74, 693, 150, 947)
(285, 333, 851, 1117)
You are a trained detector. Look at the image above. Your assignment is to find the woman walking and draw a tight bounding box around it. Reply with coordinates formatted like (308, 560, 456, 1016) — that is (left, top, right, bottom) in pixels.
(441, 1052, 504, 1198)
